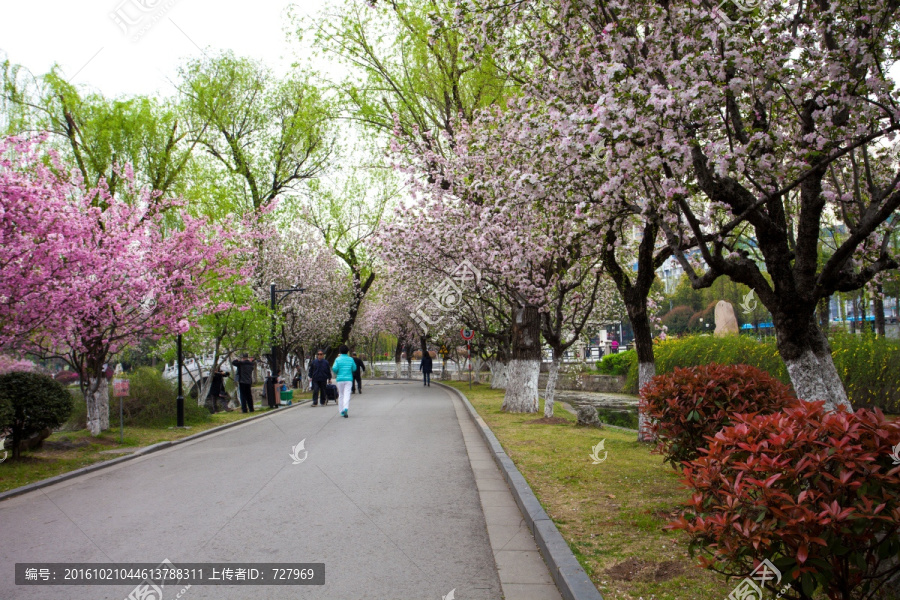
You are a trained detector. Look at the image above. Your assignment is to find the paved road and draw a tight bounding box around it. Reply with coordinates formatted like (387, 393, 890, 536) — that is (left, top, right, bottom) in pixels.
(0, 381, 502, 600)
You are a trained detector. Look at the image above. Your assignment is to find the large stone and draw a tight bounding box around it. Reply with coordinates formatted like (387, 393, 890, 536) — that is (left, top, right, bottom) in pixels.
(576, 405, 603, 427)
(714, 300, 740, 337)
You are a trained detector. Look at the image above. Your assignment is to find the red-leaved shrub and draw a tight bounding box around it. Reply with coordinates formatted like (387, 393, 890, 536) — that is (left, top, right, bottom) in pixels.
(639, 363, 797, 467)
(668, 402, 900, 600)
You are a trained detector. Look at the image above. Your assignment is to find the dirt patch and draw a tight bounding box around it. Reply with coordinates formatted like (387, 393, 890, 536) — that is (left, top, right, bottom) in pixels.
(605, 558, 685, 582)
(525, 417, 569, 425)
(606, 558, 653, 581)
(652, 561, 685, 582)
(43, 436, 118, 451)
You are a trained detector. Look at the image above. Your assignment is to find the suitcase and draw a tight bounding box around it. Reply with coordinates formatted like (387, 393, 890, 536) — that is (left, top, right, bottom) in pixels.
(324, 384, 338, 404)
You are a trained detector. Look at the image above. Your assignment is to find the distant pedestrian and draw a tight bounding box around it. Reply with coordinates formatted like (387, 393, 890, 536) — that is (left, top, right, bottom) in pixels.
(420, 351, 433, 387)
(351, 351, 365, 394)
(308, 350, 332, 407)
(231, 354, 256, 413)
(332, 345, 357, 418)
(611, 339, 619, 353)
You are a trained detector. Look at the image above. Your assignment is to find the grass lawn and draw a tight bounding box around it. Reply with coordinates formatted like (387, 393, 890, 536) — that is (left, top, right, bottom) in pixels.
(445, 381, 738, 600)
(0, 390, 312, 495)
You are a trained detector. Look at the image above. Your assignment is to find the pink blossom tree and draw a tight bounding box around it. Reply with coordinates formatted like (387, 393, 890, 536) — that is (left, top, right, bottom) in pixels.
(0, 137, 88, 349)
(456, 0, 900, 416)
(3, 138, 241, 434)
(258, 224, 351, 383)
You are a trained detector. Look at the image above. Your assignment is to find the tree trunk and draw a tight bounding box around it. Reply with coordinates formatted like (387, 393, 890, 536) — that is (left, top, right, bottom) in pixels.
(774, 313, 852, 411)
(627, 298, 656, 442)
(488, 360, 508, 389)
(197, 347, 220, 407)
(502, 305, 541, 413)
(874, 284, 886, 337)
(405, 343, 413, 379)
(300, 349, 309, 386)
(393, 338, 403, 379)
(544, 351, 561, 418)
(471, 355, 484, 384)
(85, 378, 109, 436)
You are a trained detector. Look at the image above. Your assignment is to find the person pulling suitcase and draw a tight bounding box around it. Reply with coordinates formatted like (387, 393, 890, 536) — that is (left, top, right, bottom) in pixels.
(308, 350, 332, 407)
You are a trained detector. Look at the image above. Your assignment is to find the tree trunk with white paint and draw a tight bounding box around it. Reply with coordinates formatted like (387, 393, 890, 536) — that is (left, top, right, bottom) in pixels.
(630, 304, 657, 442)
(544, 352, 561, 418)
(502, 304, 541, 413)
(776, 315, 852, 411)
(85, 378, 109, 436)
(487, 360, 508, 389)
(471, 355, 484, 384)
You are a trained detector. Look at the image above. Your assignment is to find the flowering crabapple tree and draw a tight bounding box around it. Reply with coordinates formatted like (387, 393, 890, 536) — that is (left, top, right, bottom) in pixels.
(383, 113, 622, 413)
(0, 137, 89, 349)
(7, 145, 241, 435)
(461, 0, 900, 414)
(259, 225, 351, 382)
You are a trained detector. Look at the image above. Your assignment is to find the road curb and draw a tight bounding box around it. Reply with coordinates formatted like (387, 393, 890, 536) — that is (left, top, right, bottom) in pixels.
(436, 383, 605, 600)
(0, 400, 310, 503)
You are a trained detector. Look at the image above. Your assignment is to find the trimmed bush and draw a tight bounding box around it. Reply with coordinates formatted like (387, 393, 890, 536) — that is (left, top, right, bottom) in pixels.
(626, 334, 900, 413)
(830, 332, 900, 413)
(639, 363, 797, 467)
(660, 305, 693, 336)
(120, 367, 210, 427)
(0, 371, 73, 459)
(597, 349, 636, 376)
(668, 402, 900, 600)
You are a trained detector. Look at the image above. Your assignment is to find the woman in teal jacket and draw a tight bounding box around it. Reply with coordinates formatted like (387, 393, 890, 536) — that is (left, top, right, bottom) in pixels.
(332, 345, 357, 418)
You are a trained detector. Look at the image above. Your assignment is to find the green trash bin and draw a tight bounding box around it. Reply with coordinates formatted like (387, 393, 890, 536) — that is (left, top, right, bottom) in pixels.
(279, 389, 293, 405)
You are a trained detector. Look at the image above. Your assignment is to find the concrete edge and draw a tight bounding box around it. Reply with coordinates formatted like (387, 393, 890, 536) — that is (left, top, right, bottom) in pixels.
(436, 382, 604, 600)
(0, 399, 310, 503)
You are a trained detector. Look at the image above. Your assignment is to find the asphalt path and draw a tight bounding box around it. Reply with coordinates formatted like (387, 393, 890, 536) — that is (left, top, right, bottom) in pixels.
(0, 381, 502, 600)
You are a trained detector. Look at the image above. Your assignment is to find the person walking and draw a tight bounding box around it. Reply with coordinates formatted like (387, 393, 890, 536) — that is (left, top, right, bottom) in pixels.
(308, 350, 332, 407)
(231, 354, 256, 413)
(332, 345, 357, 418)
(351, 351, 366, 394)
(419, 351, 433, 387)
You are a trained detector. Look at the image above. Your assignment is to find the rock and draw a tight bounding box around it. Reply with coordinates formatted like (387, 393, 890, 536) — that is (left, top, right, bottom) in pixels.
(714, 300, 740, 336)
(17, 427, 52, 451)
(576, 405, 603, 427)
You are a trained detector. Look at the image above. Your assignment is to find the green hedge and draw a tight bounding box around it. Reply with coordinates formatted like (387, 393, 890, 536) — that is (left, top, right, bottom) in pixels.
(625, 334, 900, 413)
(596, 349, 636, 376)
(120, 367, 211, 427)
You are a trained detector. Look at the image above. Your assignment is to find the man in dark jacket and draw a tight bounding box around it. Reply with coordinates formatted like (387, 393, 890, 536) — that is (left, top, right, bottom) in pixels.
(231, 354, 256, 413)
(308, 350, 332, 406)
(351, 352, 366, 394)
(419, 351, 433, 387)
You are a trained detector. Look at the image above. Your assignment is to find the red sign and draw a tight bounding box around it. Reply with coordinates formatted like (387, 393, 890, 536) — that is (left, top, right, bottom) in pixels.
(460, 329, 474, 340)
(113, 379, 130, 397)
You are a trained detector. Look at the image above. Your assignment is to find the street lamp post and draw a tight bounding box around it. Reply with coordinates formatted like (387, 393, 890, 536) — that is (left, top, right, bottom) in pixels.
(268, 283, 305, 408)
(176, 333, 184, 427)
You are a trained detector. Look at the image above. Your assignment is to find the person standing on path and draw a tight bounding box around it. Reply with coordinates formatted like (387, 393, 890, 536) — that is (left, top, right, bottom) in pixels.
(308, 350, 332, 407)
(231, 354, 256, 413)
(208, 366, 229, 413)
(332, 345, 357, 418)
(351, 351, 365, 394)
(419, 351, 433, 387)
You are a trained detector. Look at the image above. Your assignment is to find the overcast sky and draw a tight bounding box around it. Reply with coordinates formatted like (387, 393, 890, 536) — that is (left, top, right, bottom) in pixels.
(0, 0, 339, 99)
